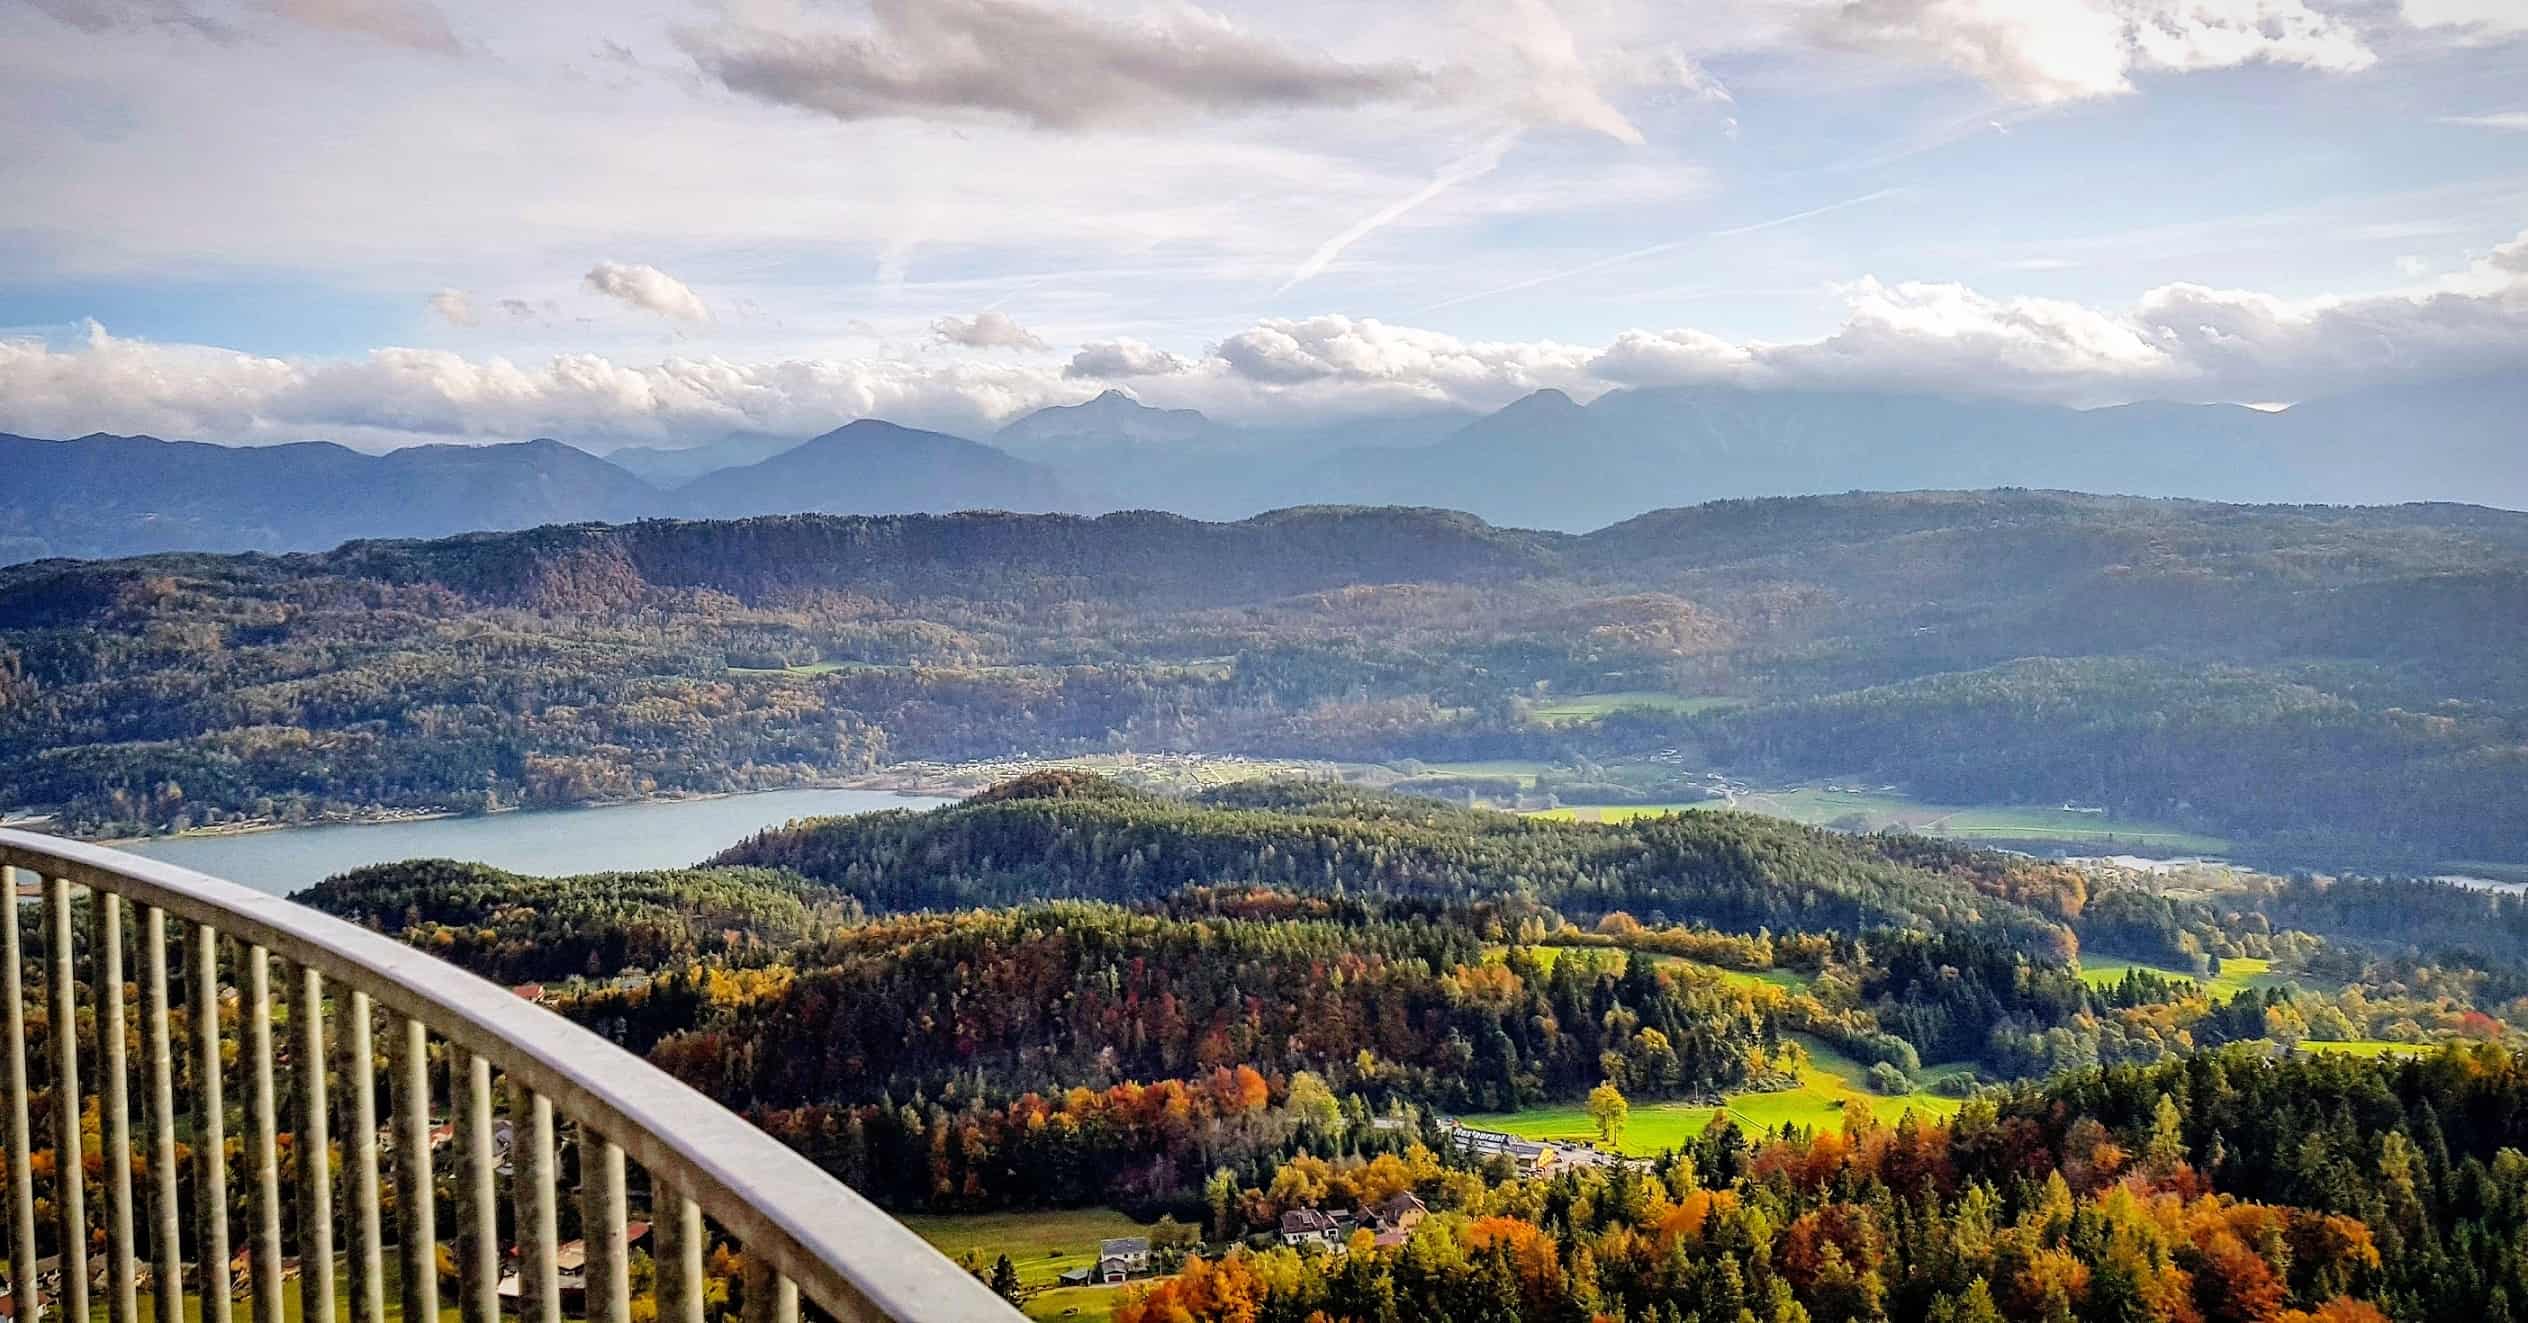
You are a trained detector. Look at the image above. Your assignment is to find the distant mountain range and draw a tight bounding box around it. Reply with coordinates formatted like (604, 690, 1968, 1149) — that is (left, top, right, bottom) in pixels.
(4, 373, 2520, 562)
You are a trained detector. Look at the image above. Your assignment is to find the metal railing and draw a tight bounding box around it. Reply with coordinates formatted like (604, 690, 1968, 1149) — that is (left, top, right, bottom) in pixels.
(0, 829, 1019, 1323)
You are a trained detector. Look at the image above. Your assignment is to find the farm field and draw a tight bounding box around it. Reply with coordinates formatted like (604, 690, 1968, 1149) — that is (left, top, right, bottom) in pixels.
(1023, 1284, 1123, 1321)
(2077, 955, 2290, 1000)
(896, 1207, 1158, 1289)
(1529, 691, 1737, 724)
(1460, 1035, 1964, 1156)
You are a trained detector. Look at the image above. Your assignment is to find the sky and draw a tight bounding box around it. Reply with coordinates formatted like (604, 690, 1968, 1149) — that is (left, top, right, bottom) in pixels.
(0, 0, 2523, 450)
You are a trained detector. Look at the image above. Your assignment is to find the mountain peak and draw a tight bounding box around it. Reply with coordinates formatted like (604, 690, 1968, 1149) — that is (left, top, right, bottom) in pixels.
(997, 390, 1219, 449)
(1508, 388, 1583, 413)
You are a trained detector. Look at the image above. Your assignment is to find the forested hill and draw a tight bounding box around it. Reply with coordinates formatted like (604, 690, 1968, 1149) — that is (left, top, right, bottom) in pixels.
(2, 491, 2522, 862)
(710, 772, 2079, 954)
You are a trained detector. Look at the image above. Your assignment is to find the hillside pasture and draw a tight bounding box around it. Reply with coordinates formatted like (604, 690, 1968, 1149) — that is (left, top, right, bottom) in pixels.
(1461, 1035, 1964, 1157)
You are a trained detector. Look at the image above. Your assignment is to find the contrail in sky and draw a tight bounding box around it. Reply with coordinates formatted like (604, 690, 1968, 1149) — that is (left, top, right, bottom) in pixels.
(1279, 130, 1523, 295)
(1417, 186, 1905, 314)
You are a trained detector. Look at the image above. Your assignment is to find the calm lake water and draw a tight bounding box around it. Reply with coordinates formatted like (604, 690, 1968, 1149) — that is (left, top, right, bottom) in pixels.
(118, 787, 954, 896)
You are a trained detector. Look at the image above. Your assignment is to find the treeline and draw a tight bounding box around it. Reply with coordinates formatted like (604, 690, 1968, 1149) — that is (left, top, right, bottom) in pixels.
(297, 860, 857, 981)
(1121, 1045, 2528, 1323)
(708, 774, 2075, 955)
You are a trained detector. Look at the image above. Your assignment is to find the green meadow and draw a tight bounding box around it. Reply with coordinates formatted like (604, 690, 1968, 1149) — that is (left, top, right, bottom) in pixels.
(1460, 1035, 1965, 1157)
(2077, 954, 2290, 1000)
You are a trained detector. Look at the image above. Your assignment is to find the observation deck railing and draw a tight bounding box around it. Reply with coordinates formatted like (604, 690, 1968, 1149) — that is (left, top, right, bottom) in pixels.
(0, 829, 1020, 1323)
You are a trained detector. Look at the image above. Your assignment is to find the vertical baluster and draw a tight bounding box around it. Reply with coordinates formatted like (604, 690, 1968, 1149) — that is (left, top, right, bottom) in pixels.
(192, 926, 232, 1323)
(0, 867, 39, 1323)
(140, 909, 180, 1323)
(509, 1086, 558, 1323)
(651, 1190, 702, 1323)
(339, 993, 383, 1323)
(738, 1253, 796, 1323)
(389, 1018, 436, 1323)
(45, 875, 87, 1323)
(580, 1129, 629, 1323)
(294, 967, 336, 1323)
(241, 948, 283, 1323)
(454, 1055, 496, 1323)
(94, 893, 137, 1323)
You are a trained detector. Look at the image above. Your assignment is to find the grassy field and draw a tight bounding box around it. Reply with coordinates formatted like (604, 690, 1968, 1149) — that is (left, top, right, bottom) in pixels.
(120, 1257, 457, 1323)
(1529, 691, 1736, 724)
(1461, 1035, 1964, 1156)
(895, 1207, 1157, 1287)
(1022, 1284, 1123, 1321)
(2303, 1039, 2434, 1059)
(1541, 785, 2231, 853)
(2077, 954, 2289, 1000)
(895, 1208, 1159, 1323)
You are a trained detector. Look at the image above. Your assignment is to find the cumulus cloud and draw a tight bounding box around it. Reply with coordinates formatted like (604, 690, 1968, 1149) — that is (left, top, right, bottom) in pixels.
(584, 262, 710, 322)
(1212, 315, 1600, 395)
(426, 289, 477, 328)
(1066, 338, 1194, 378)
(1808, 0, 2375, 103)
(675, 0, 1430, 131)
(932, 310, 1049, 351)
(0, 321, 1073, 447)
(8, 231, 2524, 448)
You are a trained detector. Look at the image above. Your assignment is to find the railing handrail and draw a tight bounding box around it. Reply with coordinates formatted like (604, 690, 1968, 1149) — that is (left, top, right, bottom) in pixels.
(0, 828, 1019, 1323)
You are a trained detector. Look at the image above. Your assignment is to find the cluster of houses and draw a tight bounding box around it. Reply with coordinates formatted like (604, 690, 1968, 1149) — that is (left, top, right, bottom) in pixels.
(1275, 1191, 1427, 1253)
(1057, 1192, 1433, 1289)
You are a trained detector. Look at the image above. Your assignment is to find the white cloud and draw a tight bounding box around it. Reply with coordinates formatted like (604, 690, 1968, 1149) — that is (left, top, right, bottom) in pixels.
(931, 310, 1049, 351)
(2441, 112, 2528, 130)
(1067, 339, 1194, 378)
(1212, 314, 1601, 394)
(1807, 0, 2376, 103)
(1483, 0, 1647, 144)
(583, 262, 710, 322)
(7, 230, 2523, 449)
(2402, 0, 2528, 38)
(426, 289, 476, 328)
(675, 0, 1432, 131)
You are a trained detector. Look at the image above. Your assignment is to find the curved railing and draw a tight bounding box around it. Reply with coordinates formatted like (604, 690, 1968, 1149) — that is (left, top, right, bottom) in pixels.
(0, 829, 1019, 1323)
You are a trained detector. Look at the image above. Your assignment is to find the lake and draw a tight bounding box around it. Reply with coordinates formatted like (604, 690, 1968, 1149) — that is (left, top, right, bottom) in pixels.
(118, 787, 955, 896)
